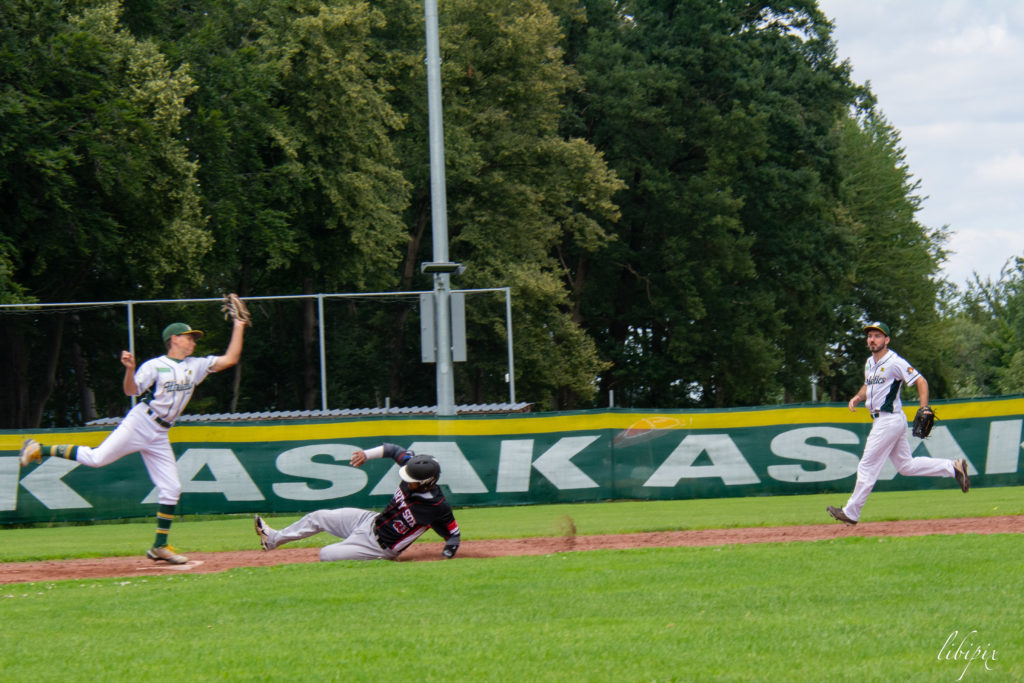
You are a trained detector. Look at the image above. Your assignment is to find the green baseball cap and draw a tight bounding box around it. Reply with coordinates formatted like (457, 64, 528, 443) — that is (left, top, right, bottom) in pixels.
(162, 322, 205, 343)
(863, 321, 890, 337)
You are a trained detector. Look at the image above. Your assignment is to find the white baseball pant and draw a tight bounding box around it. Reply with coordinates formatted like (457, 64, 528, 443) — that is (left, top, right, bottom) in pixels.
(266, 508, 399, 562)
(73, 403, 182, 506)
(843, 412, 955, 521)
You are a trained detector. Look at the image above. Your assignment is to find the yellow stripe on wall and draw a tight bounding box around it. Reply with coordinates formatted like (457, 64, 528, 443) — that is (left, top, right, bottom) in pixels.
(3, 397, 1023, 448)
(0, 432, 108, 451)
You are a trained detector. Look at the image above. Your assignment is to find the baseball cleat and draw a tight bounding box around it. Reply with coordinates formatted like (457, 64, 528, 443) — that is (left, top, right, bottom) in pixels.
(147, 545, 188, 564)
(953, 459, 970, 493)
(827, 505, 857, 525)
(254, 514, 273, 551)
(18, 439, 42, 467)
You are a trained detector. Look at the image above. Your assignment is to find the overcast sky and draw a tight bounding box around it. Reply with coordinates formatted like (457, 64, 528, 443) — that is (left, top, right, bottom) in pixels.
(817, 0, 1024, 286)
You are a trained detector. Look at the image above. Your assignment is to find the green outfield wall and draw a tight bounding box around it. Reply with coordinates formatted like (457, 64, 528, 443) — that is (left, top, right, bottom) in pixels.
(2, 397, 1023, 524)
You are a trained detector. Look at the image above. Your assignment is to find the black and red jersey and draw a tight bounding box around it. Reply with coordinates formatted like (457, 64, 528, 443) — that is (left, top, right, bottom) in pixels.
(372, 444, 460, 553)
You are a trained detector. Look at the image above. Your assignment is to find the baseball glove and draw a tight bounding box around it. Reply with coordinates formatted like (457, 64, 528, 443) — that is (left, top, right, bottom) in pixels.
(912, 406, 935, 438)
(221, 293, 252, 327)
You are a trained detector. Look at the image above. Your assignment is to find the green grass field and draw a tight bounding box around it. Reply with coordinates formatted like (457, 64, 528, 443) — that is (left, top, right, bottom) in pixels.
(2, 488, 1021, 681)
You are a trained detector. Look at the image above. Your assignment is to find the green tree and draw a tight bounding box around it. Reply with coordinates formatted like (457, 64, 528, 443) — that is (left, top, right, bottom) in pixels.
(0, 0, 207, 427)
(937, 257, 1024, 397)
(375, 0, 623, 409)
(562, 0, 857, 407)
(825, 106, 947, 402)
(135, 0, 413, 410)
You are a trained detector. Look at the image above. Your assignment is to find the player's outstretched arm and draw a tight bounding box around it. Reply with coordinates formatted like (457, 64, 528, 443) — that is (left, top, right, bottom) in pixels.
(211, 319, 247, 372)
(913, 376, 929, 407)
(442, 533, 460, 559)
(351, 445, 387, 467)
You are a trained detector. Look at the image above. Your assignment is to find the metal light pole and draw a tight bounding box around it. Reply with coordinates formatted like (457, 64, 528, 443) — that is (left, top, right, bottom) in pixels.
(424, 0, 455, 416)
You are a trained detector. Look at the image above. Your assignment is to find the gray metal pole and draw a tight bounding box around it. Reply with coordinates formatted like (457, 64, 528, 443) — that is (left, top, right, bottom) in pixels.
(424, 0, 455, 416)
(127, 301, 137, 407)
(504, 287, 516, 403)
(318, 294, 328, 411)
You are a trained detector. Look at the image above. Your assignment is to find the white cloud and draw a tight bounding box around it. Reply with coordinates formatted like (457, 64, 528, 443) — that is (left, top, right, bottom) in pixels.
(818, 0, 1024, 285)
(943, 228, 1022, 282)
(976, 151, 1024, 183)
(931, 24, 1013, 57)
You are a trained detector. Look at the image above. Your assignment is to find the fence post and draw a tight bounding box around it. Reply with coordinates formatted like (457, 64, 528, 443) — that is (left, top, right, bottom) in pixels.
(317, 293, 327, 411)
(127, 301, 137, 407)
(505, 287, 515, 404)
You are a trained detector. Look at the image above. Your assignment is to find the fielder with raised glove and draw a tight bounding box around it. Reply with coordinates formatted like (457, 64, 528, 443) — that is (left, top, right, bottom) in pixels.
(16, 309, 248, 565)
(222, 292, 252, 326)
(826, 322, 970, 526)
(912, 406, 936, 439)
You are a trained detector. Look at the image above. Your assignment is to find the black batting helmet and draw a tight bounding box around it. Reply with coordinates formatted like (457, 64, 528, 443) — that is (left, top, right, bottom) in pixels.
(399, 454, 440, 488)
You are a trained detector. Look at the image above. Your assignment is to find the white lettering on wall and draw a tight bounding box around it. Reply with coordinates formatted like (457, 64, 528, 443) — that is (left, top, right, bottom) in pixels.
(767, 427, 861, 483)
(644, 434, 760, 486)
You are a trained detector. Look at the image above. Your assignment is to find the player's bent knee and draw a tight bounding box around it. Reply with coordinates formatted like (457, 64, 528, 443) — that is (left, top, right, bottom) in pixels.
(319, 542, 375, 562)
(319, 546, 355, 562)
(158, 487, 182, 505)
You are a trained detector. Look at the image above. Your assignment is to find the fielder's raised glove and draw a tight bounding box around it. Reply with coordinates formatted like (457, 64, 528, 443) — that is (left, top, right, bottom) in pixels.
(221, 293, 252, 327)
(912, 406, 935, 438)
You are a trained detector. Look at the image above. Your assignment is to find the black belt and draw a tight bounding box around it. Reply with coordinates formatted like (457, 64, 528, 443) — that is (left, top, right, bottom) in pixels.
(144, 405, 173, 429)
(870, 411, 892, 419)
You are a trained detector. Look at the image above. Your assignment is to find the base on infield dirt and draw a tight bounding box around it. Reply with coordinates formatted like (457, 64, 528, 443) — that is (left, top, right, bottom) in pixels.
(137, 560, 205, 572)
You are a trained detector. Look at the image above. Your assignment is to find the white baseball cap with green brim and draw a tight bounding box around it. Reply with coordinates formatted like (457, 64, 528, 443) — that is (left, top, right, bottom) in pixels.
(863, 321, 891, 336)
(162, 322, 205, 343)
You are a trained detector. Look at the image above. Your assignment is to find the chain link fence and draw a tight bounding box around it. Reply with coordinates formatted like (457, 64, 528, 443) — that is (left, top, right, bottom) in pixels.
(0, 289, 516, 428)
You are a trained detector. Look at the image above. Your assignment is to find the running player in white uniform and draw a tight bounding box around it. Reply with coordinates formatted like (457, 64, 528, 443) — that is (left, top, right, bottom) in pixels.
(18, 316, 247, 563)
(827, 322, 969, 525)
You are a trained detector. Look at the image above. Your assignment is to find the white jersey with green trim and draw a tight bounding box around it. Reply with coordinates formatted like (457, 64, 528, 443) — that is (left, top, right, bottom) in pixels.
(133, 355, 218, 423)
(863, 349, 922, 415)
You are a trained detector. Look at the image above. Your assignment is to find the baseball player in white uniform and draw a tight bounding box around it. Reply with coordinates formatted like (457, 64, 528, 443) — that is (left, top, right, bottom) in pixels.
(18, 315, 247, 563)
(827, 322, 969, 525)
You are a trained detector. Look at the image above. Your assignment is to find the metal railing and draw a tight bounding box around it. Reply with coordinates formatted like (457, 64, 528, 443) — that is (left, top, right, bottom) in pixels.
(1, 288, 515, 413)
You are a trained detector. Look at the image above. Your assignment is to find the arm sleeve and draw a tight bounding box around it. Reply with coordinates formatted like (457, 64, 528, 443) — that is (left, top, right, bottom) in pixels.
(132, 360, 157, 397)
(193, 355, 219, 383)
(901, 359, 923, 385)
(432, 510, 461, 541)
(381, 443, 414, 465)
(361, 445, 386, 460)
(442, 531, 460, 556)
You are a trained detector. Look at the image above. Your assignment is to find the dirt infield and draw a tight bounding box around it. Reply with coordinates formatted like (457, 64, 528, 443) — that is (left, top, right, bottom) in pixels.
(2, 515, 1020, 585)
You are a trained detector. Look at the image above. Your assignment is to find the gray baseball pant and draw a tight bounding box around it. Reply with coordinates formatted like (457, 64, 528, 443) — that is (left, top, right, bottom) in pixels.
(267, 508, 399, 562)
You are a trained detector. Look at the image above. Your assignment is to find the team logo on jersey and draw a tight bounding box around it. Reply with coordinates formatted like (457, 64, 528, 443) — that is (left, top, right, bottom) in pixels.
(907, 367, 914, 373)
(162, 379, 194, 393)
(391, 489, 417, 527)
